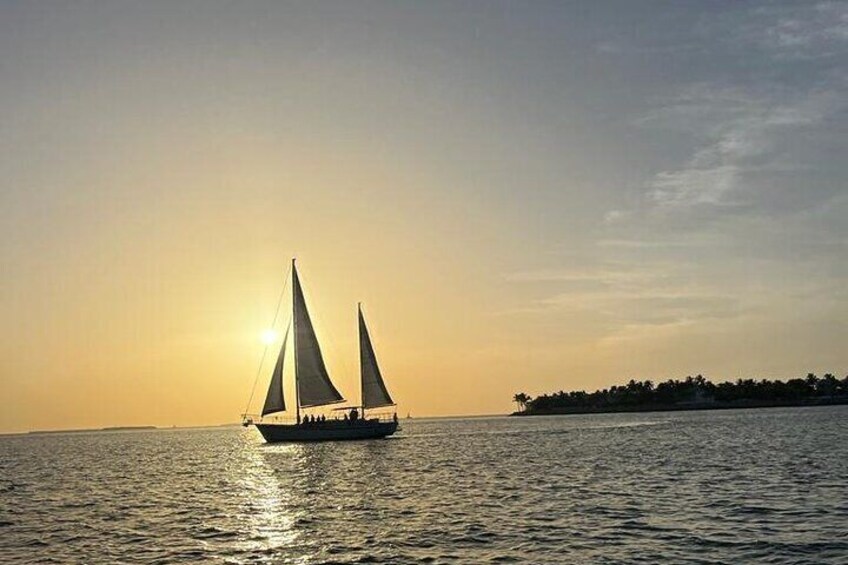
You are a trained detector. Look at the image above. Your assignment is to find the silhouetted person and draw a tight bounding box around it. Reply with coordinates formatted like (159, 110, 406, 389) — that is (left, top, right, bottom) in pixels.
(350, 408, 358, 423)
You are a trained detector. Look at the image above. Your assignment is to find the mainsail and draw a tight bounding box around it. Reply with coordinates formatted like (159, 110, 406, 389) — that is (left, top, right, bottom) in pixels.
(261, 322, 290, 416)
(359, 305, 394, 409)
(293, 264, 345, 407)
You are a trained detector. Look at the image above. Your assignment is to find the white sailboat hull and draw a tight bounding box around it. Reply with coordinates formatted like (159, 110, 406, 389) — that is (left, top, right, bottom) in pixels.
(255, 419, 398, 442)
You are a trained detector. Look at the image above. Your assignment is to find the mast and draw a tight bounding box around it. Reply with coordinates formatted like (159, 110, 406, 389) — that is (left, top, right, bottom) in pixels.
(359, 302, 365, 420)
(293, 258, 300, 425)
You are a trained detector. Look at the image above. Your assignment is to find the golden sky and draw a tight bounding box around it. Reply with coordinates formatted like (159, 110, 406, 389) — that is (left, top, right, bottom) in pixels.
(2, 2, 846, 432)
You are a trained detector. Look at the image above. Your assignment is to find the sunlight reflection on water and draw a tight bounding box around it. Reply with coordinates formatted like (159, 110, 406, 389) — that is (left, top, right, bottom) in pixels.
(238, 441, 301, 559)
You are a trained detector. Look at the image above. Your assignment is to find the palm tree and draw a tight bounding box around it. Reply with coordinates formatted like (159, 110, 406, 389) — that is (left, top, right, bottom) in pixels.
(513, 392, 531, 413)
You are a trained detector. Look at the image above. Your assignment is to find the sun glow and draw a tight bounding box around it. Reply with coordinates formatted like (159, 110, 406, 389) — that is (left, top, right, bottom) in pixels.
(261, 329, 279, 345)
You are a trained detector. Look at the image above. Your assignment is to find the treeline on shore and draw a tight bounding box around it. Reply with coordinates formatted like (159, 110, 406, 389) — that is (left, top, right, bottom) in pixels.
(513, 373, 848, 415)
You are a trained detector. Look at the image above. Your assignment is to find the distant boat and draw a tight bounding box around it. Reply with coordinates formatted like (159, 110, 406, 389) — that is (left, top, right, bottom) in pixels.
(243, 259, 398, 442)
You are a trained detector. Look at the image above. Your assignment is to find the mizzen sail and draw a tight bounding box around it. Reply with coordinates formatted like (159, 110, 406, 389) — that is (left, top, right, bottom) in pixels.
(359, 305, 394, 409)
(293, 265, 345, 407)
(262, 321, 290, 416)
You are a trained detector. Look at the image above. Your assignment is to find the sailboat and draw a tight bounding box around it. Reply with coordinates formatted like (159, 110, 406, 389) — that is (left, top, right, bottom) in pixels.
(244, 260, 399, 442)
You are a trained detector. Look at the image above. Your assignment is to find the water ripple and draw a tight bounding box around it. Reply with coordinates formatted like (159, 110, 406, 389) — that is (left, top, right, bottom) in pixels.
(1, 407, 847, 563)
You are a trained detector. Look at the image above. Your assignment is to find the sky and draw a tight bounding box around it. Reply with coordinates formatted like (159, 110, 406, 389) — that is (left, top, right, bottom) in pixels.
(1, 1, 846, 432)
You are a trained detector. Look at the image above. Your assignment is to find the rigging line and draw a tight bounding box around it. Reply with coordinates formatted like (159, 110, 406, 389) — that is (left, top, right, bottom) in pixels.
(242, 263, 292, 418)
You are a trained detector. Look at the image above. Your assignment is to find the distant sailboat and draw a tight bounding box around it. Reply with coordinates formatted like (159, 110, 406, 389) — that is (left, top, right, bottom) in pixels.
(244, 260, 399, 442)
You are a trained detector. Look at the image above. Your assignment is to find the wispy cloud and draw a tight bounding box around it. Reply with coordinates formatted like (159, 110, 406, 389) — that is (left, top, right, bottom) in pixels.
(506, 265, 668, 286)
(543, 291, 741, 328)
(746, 2, 848, 59)
(641, 87, 841, 211)
(505, 2, 848, 357)
(596, 237, 723, 249)
(621, 2, 848, 216)
(602, 209, 630, 225)
(524, 4, 847, 342)
(505, 260, 744, 334)
(649, 165, 739, 208)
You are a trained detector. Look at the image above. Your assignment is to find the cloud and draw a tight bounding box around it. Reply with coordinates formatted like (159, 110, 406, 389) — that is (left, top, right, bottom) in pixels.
(541, 288, 742, 330)
(621, 2, 848, 217)
(640, 87, 842, 211)
(596, 237, 721, 249)
(649, 165, 739, 208)
(750, 2, 848, 59)
(506, 265, 664, 286)
(506, 259, 744, 334)
(602, 209, 630, 225)
(511, 2, 848, 352)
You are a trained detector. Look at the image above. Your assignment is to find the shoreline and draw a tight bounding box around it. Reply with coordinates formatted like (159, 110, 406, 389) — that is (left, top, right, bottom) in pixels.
(512, 397, 848, 416)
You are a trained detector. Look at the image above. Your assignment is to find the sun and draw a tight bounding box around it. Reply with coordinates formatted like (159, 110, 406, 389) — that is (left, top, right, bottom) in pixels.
(261, 329, 278, 345)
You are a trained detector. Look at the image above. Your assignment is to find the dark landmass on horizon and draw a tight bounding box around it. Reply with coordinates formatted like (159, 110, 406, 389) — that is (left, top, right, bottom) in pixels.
(13, 423, 245, 436)
(512, 373, 848, 416)
(27, 426, 158, 435)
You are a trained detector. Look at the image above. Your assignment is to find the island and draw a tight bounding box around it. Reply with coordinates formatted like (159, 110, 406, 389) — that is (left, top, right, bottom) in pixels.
(512, 373, 848, 416)
(28, 426, 157, 435)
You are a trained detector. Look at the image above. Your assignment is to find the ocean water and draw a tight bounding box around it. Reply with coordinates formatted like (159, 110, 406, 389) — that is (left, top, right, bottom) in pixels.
(1, 407, 847, 564)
